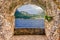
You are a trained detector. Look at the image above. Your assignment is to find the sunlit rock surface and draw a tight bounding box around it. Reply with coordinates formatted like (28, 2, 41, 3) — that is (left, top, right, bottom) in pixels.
(0, 0, 60, 40)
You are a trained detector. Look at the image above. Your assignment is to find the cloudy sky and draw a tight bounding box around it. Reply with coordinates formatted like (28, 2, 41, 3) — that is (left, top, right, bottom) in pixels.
(17, 4, 44, 14)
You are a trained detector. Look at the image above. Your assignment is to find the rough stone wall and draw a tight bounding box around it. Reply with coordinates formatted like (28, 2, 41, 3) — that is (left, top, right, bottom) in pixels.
(45, 0, 60, 40)
(0, 0, 14, 40)
(0, 0, 60, 40)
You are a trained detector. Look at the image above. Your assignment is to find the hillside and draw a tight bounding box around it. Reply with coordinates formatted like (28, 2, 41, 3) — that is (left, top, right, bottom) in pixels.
(14, 10, 45, 19)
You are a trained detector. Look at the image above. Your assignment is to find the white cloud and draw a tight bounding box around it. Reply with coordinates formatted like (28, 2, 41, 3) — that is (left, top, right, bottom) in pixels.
(17, 4, 44, 14)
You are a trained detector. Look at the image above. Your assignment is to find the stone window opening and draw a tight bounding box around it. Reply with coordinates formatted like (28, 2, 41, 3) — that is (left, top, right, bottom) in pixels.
(14, 4, 45, 35)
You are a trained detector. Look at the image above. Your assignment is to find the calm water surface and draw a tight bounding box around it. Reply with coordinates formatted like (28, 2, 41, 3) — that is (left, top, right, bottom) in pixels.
(15, 19, 44, 28)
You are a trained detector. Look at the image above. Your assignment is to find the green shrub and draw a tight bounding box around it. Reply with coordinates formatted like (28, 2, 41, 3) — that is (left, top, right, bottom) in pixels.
(45, 15, 53, 22)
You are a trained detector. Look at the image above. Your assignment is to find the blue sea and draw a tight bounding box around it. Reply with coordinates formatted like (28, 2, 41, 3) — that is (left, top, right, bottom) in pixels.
(15, 19, 44, 28)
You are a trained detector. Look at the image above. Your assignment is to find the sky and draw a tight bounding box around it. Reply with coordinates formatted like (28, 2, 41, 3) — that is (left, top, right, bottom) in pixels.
(17, 4, 44, 14)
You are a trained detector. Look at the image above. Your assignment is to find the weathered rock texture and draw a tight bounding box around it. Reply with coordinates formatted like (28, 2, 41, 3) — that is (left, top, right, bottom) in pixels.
(11, 35, 48, 40)
(0, 0, 60, 40)
(45, 0, 60, 40)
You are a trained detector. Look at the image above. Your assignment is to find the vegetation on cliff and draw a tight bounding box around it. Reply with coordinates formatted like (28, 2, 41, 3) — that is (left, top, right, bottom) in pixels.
(14, 10, 45, 19)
